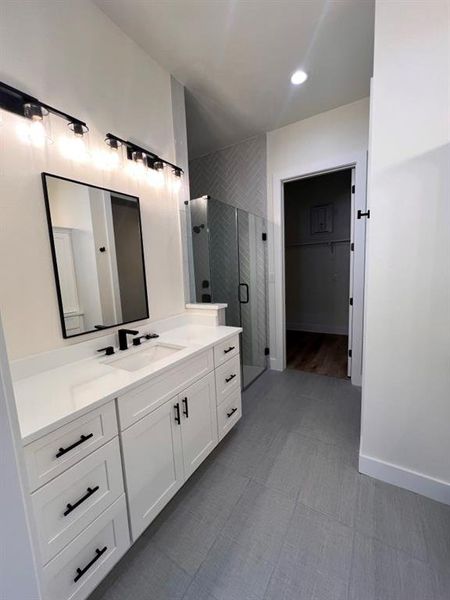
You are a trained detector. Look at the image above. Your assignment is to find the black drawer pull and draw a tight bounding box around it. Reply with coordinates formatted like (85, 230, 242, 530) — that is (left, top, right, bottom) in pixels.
(182, 397, 189, 418)
(74, 546, 107, 583)
(174, 402, 181, 424)
(224, 346, 235, 354)
(63, 486, 100, 517)
(227, 407, 238, 418)
(225, 374, 236, 383)
(56, 433, 94, 458)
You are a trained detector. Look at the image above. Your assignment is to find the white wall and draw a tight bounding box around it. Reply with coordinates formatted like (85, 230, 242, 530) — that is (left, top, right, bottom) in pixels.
(267, 98, 370, 374)
(0, 0, 186, 359)
(360, 0, 450, 503)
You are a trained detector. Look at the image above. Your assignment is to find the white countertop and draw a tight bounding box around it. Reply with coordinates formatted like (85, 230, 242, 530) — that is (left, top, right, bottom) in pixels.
(13, 324, 241, 445)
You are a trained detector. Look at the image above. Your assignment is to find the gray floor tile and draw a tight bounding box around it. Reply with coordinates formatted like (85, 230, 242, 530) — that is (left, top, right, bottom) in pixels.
(295, 435, 359, 526)
(223, 481, 295, 554)
(151, 465, 249, 574)
(294, 393, 361, 450)
(435, 569, 450, 600)
(89, 541, 191, 600)
(417, 495, 450, 577)
(214, 418, 281, 479)
(264, 563, 348, 600)
(355, 475, 429, 561)
(349, 531, 441, 600)
(282, 503, 353, 580)
(190, 534, 278, 600)
(183, 579, 220, 600)
(88, 370, 450, 600)
(252, 429, 323, 499)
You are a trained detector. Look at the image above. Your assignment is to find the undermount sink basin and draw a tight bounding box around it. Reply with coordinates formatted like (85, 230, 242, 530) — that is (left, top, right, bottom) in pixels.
(105, 343, 185, 372)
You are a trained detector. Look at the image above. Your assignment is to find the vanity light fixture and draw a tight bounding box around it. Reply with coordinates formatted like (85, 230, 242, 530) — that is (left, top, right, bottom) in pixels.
(104, 132, 184, 184)
(0, 80, 88, 151)
(68, 120, 89, 137)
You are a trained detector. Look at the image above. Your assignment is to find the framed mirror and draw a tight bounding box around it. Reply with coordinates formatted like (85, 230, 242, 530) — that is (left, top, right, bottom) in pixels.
(42, 173, 149, 338)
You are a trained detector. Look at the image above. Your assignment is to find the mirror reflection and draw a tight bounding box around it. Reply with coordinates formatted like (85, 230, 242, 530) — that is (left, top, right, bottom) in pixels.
(43, 174, 149, 338)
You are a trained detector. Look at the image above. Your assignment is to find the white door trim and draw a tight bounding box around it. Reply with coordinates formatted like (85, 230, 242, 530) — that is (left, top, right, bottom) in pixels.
(267, 151, 367, 385)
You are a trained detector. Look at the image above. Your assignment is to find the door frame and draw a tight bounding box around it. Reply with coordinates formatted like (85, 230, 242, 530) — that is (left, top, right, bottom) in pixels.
(267, 151, 367, 386)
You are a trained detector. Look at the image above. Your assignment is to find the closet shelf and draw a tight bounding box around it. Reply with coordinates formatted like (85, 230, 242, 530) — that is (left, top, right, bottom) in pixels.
(285, 238, 350, 248)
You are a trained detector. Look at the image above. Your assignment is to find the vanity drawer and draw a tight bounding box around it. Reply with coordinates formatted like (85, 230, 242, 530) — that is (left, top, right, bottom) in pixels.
(215, 355, 241, 405)
(118, 349, 214, 430)
(31, 438, 124, 565)
(24, 402, 118, 492)
(217, 389, 242, 440)
(213, 335, 240, 368)
(42, 495, 129, 600)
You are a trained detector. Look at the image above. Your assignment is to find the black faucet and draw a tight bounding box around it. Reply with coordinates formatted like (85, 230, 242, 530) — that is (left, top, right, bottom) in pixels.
(118, 328, 139, 351)
(133, 332, 160, 346)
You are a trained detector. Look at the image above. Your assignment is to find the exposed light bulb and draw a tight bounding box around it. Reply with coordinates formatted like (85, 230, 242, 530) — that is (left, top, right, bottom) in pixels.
(290, 70, 308, 85)
(126, 159, 146, 180)
(16, 120, 48, 147)
(93, 148, 120, 171)
(170, 176, 182, 192)
(147, 168, 164, 188)
(59, 135, 89, 162)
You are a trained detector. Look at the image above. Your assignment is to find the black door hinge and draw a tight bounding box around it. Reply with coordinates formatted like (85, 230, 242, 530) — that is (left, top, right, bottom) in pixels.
(351, 242, 354, 251)
(348, 349, 352, 358)
(264, 347, 270, 356)
(357, 209, 370, 219)
(349, 298, 353, 306)
(262, 233, 267, 241)
(351, 184, 355, 194)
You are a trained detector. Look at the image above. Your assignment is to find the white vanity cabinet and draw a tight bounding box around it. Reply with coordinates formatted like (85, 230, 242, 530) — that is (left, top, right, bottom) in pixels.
(16, 331, 242, 600)
(22, 400, 130, 600)
(121, 371, 218, 540)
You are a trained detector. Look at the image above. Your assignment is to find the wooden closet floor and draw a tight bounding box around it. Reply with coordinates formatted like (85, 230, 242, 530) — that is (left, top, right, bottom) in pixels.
(286, 330, 349, 379)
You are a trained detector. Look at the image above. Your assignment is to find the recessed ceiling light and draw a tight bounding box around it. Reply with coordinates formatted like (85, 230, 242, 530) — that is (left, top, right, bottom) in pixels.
(291, 70, 308, 85)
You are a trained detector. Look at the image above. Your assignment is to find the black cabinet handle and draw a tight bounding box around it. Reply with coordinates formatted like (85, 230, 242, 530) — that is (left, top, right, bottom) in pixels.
(227, 408, 238, 418)
(74, 546, 107, 583)
(182, 397, 189, 418)
(63, 486, 100, 517)
(225, 374, 236, 383)
(56, 433, 94, 458)
(174, 403, 181, 424)
(224, 346, 235, 354)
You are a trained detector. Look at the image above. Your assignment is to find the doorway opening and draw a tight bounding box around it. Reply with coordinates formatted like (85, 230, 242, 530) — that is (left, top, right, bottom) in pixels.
(284, 168, 354, 379)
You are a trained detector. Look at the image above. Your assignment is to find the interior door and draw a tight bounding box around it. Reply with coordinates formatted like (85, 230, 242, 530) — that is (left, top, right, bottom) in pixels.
(237, 210, 268, 388)
(348, 168, 356, 377)
(121, 399, 184, 541)
(180, 372, 218, 479)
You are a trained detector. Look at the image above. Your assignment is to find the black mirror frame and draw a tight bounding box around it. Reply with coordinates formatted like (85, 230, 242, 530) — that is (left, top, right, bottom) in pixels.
(41, 172, 150, 339)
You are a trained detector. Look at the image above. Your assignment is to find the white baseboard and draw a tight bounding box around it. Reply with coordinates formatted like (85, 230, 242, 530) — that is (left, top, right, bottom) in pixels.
(359, 454, 450, 505)
(286, 322, 348, 335)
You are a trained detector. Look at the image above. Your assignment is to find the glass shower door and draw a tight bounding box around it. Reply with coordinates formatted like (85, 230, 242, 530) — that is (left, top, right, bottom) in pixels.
(190, 197, 268, 389)
(237, 210, 268, 388)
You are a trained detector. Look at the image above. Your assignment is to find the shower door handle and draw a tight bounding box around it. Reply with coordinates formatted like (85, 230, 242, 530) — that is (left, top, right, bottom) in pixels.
(239, 283, 249, 304)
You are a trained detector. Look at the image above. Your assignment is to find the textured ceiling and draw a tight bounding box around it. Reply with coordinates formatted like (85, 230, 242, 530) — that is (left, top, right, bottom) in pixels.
(94, 0, 375, 158)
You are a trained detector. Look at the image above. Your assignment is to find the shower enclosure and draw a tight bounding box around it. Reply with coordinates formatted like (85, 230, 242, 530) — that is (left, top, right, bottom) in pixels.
(189, 196, 268, 389)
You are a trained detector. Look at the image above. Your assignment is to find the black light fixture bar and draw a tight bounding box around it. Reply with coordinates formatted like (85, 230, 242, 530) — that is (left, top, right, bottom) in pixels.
(105, 132, 183, 174)
(0, 80, 88, 130)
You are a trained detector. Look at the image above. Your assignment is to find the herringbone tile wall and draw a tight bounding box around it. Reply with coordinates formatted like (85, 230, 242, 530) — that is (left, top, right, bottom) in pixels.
(189, 134, 267, 218)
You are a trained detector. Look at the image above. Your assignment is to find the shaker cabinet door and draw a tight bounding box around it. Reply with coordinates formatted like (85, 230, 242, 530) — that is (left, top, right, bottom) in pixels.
(121, 399, 184, 541)
(180, 372, 218, 479)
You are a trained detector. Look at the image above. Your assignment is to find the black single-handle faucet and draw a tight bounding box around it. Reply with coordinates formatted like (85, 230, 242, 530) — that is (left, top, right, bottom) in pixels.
(118, 328, 139, 351)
